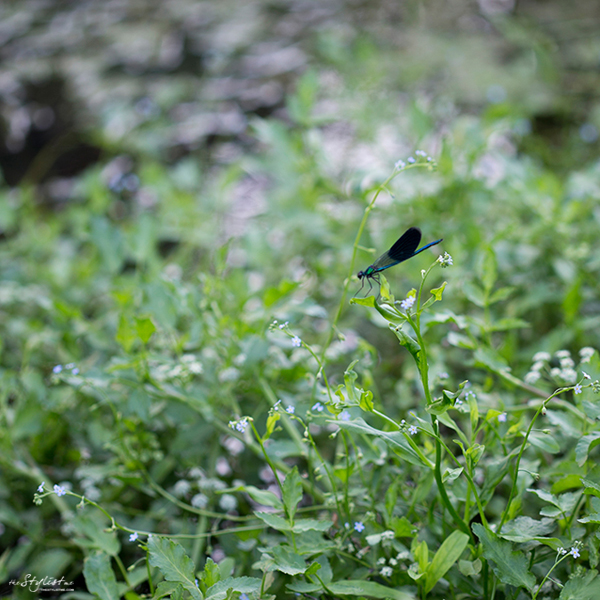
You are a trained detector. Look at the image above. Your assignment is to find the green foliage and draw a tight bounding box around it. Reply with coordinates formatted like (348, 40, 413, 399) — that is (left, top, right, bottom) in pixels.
(2, 11, 600, 599)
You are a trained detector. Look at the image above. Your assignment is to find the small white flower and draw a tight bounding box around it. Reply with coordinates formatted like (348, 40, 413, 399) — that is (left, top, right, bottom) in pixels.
(555, 350, 571, 359)
(395, 159, 406, 170)
(561, 368, 577, 383)
(560, 357, 575, 369)
(580, 347, 595, 358)
(437, 252, 453, 267)
(291, 335, 302, 347)
(191, 493, 208, 508)
(524, 371, 541, 384)
(533, 352, 551, 362)
(173, 480, 191, 497)
(380, 566, 393, 577)
(583, 371, 591, 380)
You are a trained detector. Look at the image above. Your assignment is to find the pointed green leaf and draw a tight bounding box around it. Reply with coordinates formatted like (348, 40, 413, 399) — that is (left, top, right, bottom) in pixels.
(472, 523, 535, 591)
(135, 316, 156, 343)
(271, 545, 307, 575)
(424, 530, 469, 593)
(147, 536, 202, 600)
(281, 467, 302, 520)
(83, 552, 119, 600)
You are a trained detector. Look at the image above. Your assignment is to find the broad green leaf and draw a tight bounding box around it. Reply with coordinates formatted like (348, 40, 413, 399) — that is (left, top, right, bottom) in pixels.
(271, 545, 307, 575)
(581, 478, 600, 498)
(83, 552, 119, 600)
(287, 579, 415, 599)
(559, 571, 600, 599)
(147, 536, 202, 600)
(576, 432, 600, 466)
(134, 316, 156, 343)
(255, 511, 291, 531)
(282, 467, 302, 520)
(206, 576, 262, 600)
(499, 517, 555, 542)
(472, 523, 535, 591)
(237, 485, 283, 510)
(424, 530, 469, 593)
(292, 518, 333, 532)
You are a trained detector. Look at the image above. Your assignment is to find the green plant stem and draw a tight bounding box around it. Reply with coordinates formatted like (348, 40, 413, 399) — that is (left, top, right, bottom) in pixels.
(498, 386, 568, 533)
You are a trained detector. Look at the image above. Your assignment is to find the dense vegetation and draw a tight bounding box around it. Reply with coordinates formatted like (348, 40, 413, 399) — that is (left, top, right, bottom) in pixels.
(1, 1, 600, 599)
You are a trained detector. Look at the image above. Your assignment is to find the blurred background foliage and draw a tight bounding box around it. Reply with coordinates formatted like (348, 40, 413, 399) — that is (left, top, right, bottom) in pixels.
(1, 0, 600, 596)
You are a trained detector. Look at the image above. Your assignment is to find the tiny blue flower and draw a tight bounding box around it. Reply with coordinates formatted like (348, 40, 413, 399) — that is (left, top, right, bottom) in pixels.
(286, 405, 295, 414)
(395, 159, 406, 170)
(129, 532, 139, 542)
(570, 547, 580, 559)
(498, 412, 507, 423)
(340, 410, 351, 421)
(291, 335, 302, 347)
(37, 482, 45, 493)
(54, 484, 66, 497)
(408, 425, 418, 435)
(574, 384, 582, 394)
(312, 402, 324, 412)
(354, 521, 365, 533)
(72, 367, 80, 375)
(407, 156, 416, 164)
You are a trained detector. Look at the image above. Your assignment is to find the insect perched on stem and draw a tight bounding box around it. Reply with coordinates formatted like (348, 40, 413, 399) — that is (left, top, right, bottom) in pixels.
(356, 227, 443, 296)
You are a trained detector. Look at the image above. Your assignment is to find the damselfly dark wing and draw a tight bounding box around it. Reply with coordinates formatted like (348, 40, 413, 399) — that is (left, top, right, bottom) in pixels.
(371, 227, 422, 272)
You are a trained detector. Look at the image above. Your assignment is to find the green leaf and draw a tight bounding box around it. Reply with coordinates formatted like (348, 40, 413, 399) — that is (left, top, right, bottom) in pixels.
(281, 467, 302, 521)
(581, 478, 600, 498)
(527, 430, 560, 454)
(271, 545, 307, 575)
(424, 530, 469, 593)
(83, 552, 119, 600)
(480, 248, 497, 293)
(236, 485, 283, 510)
(499, 517, 556, 542)
(392, 327, 421, 362)
(472, 523, 535, 591)
(463, 281, 486, 307)
(116, 313, 136, 352)
(350, 295, 376, 307)
(359, 389, 374, 412)
(255, 511, 291, 531)
(559, 571, 600, 599)
(489, 318, 530, 332)
(489, 286, 515, 304)
(287, 579, 415, 599)
(576, 432, 600, 466)
(292, 518, 333, 532)
(335, 418, 430, 467)
(206, 576, 262, 600)
(430, 281, 447, 302)
(134, 316, 156, 343)
(199, 557, 220, 590)
(147, 536, 202, 600)
(263, 411, 281, 441)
